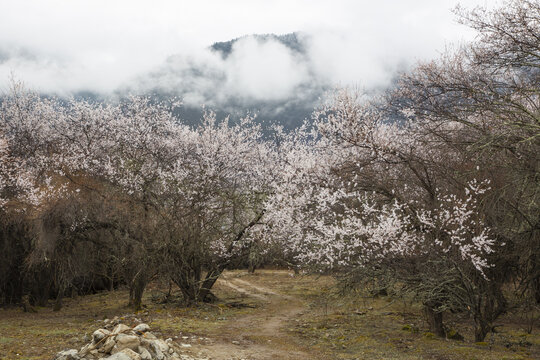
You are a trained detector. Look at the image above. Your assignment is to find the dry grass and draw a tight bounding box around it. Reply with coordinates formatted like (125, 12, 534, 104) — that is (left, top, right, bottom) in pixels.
(0, 270, 538, 360)
(279, 274, 540, 360)
(0, 277, 261, 359)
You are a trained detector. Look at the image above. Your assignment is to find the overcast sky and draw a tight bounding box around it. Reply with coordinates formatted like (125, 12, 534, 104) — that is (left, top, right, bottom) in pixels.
(0, 0, 498, 102)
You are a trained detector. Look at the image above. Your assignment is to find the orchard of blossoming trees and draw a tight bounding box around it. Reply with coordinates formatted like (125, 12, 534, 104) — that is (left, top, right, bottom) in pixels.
(0, 0, 538, 342)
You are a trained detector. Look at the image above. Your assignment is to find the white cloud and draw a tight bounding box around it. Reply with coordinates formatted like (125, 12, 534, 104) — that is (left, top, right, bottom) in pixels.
(224, 37, 309, 102)
(0, 0, 499, 99)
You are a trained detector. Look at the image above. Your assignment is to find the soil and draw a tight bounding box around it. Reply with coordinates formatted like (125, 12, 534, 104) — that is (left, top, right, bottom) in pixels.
(182, 272, 314, 360)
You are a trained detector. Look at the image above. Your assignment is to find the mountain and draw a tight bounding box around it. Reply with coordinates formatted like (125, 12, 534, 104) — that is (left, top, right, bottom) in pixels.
(16, 32, 393, 131)
(210, 33, 306, 58)
(122, 32, 322, 130)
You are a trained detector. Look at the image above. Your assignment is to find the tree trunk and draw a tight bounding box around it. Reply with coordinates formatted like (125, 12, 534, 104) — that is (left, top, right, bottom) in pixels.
(172, 268, 222, 303)
(128, 272, 147, 310)
(21, 295, 37, 313)
(474, 317, 490, 342)
(173, 212, 265, 304)
(248, 263, 256, 274)
(471, 285, 507, 342)
(32, 283, 50, 307)
(424, 305, 445, 337)
(53, 287, 64, 312)
(173, 273, 199, 304)
(533, 274, 540, 304)
(197, 269, 222, 302)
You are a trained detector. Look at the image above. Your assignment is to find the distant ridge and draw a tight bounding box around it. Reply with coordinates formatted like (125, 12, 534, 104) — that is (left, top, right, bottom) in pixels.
(210, 32, 306, 58)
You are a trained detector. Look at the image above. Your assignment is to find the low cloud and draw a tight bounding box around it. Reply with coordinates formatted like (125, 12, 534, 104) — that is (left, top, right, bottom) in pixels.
(224, 37, 309, 102)
(134, 35, 314, 108)
(0, 0, 497, 113)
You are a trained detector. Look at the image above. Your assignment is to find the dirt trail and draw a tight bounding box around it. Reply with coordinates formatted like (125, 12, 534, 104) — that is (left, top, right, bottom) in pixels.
(181, 273, 313, 360)
(218, 279, 269, 301)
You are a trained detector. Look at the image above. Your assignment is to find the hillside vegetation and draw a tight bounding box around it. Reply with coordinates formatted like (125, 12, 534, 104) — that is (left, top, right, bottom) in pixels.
(0, 1, 538, 358)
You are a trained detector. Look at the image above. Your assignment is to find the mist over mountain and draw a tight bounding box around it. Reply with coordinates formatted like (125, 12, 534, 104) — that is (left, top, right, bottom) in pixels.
(1, 0, 490, 130)
(211, 33, 306, 58)
(2, 31, 402, 130)
(119, 32, 330, 129)
(121, 31, 404, 129)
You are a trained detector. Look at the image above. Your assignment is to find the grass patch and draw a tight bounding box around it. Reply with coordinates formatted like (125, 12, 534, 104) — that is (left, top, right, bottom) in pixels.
(284, 279, 539, 360)
(0, 270, 538, 359)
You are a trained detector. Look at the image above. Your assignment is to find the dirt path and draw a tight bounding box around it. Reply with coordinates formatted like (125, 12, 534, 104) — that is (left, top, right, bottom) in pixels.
(181, 273, 313, 360)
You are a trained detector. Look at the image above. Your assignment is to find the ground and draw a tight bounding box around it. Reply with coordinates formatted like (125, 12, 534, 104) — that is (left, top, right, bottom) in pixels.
(0, 270, 538, 359)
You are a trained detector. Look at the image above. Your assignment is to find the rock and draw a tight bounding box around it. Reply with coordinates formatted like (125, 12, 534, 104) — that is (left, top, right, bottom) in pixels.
(138, 346, 152, 360)
(119, 348, 142, 360)
(54, 349, 80, 360)
(104, 353, 132, 360)
(153, 339, 170, 353)
(93, 329, 111, 343)
(101, 336, 116, 354)
(54, 325, 183, 360)
(148, 340, 166, 360)
(133, 323, 150, 334)
(143, 332, 157, 340)
(79, 342, 96, 356)
(112, 334, 140, 353)
(111, 324, 131, 335)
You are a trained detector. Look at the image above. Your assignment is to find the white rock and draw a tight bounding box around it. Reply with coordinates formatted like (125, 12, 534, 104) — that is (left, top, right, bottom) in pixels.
(54, 349, 80, 360)
(119, 348, 142, 360)
(149, 341, 165, 360)
(112, 324, 131, 335)
(104, 353, 131, 360)
(92, 329, 111, 343)
(79, 342, 96, 356)
(112, 334, 140, 353)
(133, 323, 150, 334)
(138, 346, 152, 360)
(101, 336, 116, 354)
(143, 332, 157, 340)
(153, 339, 169, 353)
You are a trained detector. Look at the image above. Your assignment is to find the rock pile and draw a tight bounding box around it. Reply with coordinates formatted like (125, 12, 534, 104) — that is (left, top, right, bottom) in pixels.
(53, 323, 189, 360)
